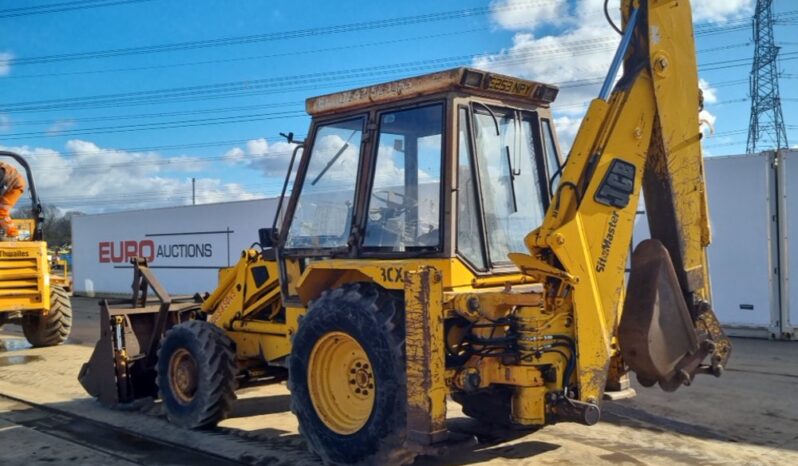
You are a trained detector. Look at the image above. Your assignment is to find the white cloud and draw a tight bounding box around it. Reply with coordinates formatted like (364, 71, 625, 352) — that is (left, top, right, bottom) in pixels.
(0, 51, 12, 77)
(224, 146, 245, 163)
(490, 0, 568, 31)
(553, 115, 581, 153)
(225, 137, 298, 177)
(477, 0, 750, 154)
(699, 78, 718, 105)
(47, 120, 76, 136)
(246, 138, 269, 156)
(699, 109, 717, 137)
(0, 140, 261, 213)
(692, 0, 754, 23)
(475, 0, 622, 113)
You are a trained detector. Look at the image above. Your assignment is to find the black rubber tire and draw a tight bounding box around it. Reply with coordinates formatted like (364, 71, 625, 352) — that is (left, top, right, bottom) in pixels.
(156, 320, 237, 429)
(288, 283, 406, 465)
(22, 285, 72, 347)
(452, 388, 514, 428)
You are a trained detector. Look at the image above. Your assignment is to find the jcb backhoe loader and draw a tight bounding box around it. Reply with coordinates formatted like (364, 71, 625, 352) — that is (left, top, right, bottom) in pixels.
(0, 151, 73, 347)
(80, 0, 731, 463)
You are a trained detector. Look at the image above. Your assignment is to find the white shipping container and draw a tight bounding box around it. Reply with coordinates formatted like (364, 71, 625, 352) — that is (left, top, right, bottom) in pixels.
(633, 154, 785, 338)
(704, 153, 780, 338)
(72, 198, 279, 295)
(777, 150, 798, 340)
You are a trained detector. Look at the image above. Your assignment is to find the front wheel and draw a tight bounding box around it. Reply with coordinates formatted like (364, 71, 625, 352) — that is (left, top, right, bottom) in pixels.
(156, 320, 237, 428)
(288, 283, 408, 465)
(22, 285, 72, 347)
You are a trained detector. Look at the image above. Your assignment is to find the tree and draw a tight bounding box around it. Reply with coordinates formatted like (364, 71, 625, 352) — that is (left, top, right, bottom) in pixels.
(13, 204, 83, 247)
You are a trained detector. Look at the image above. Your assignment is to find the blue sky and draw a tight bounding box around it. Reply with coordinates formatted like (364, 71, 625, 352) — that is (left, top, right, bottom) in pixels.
(0, 0, 795, 212)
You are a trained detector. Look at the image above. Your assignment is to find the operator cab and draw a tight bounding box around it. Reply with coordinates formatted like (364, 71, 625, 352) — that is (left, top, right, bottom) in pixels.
(277, 68, 563, 290)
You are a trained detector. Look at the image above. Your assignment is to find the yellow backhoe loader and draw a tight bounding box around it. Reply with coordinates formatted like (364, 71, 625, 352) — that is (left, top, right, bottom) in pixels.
(80, 0, 731, 463)
(0, 151, 73, 347)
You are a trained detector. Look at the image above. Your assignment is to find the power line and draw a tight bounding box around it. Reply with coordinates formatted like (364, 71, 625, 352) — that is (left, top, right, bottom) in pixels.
(0, 40, 758, 114)
(0, 53, 772, 140)
(4, 26, 493, 80)
(9, 101, 304, 127)
(0, 0, 155, 19)
(0, 111, 308, 140)
(5, 1, 556, 66)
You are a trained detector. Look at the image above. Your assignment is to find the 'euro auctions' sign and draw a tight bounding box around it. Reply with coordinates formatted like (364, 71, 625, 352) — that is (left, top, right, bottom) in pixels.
(71, 199, 279, 295)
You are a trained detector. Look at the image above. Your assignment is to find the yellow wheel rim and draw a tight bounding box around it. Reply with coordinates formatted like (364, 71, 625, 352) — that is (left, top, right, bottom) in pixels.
(308, 331, 375, 435)
(168, 348, 198, 404)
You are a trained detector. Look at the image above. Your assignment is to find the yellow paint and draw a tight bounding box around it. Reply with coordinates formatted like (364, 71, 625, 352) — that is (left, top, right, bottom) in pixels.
(307, 331, 375, 435)
(0, 241, 50, 313)
(404, 266, 448, 444)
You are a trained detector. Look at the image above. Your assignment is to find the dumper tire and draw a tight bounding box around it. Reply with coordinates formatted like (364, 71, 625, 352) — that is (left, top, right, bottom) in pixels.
(22, 285, 72, 347)
(288, 283, 411, 465)
(156, 320, 237, 429)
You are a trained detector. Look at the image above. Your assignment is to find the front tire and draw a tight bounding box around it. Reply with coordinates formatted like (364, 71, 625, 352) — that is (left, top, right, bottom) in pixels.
(156, 320, 237, 428)
(22, 285, 72, 347)
(288, 283, 406, 465)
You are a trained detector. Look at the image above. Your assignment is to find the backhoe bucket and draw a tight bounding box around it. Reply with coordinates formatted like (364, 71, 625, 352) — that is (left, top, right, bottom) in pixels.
(619, 240, 731, 392)
(78, 258, 201, 406)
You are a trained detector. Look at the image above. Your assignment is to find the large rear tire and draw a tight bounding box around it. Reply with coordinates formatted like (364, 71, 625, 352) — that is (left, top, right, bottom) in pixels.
(156, 320, 237, 428)
(288, 283, 407, 465)
(22, 285, 72, 347)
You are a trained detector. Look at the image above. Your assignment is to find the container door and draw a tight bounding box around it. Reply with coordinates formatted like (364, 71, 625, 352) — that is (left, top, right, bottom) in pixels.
(778, 150, 798, 340)
(705, 153, 780, 337)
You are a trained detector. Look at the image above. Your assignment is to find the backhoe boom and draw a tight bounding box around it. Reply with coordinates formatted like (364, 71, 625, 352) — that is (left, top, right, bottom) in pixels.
(512, 0, 730, 403)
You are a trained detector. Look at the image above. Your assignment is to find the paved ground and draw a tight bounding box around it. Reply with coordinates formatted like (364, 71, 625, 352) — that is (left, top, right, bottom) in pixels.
(0, 296, 796, 465)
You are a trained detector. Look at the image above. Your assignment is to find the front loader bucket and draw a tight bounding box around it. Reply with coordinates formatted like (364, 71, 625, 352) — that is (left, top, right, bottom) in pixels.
(78, 258, 201, 406)
(619, 240, 731, 392)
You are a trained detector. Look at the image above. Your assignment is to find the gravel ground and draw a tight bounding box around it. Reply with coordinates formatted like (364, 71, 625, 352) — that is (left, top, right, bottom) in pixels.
(0, 296, 795, 465)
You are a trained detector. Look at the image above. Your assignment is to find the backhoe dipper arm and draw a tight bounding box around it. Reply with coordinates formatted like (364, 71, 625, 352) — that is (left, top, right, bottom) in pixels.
(510, 0, 730, 405)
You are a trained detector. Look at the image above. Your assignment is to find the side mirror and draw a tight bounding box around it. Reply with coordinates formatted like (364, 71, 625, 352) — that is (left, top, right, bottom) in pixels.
(258, 228, 275, 249)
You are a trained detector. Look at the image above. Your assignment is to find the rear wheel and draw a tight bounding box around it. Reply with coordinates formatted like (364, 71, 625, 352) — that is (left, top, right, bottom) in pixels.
(22, 285, 72, 347)
(156, 320, 237, 428)
(288, 283, 407, 464)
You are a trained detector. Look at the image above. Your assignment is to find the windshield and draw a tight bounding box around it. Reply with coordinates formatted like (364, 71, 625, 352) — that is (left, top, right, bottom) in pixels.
(285, 117, 364, 249)
(473, 107, 545, 265)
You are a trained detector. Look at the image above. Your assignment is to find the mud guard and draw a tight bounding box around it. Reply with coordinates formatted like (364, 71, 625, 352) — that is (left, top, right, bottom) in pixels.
(619, 239, 730, 392)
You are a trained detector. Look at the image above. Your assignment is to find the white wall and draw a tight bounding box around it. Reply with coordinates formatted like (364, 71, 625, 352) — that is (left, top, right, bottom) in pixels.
(72, 198, 278, 295)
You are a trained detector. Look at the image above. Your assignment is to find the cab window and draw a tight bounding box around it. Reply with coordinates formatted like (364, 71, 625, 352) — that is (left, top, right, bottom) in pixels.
(285, 117, 364, 249)
(363, 103, 444, 252)
(472, 106, 546, 266)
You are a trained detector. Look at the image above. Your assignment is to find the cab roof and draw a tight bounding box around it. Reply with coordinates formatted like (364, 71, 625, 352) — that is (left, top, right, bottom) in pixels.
(305, 67, 559, 117)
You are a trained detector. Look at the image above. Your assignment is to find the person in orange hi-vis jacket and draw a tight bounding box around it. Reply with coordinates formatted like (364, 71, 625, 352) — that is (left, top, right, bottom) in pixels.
(0, 162, 25, 239)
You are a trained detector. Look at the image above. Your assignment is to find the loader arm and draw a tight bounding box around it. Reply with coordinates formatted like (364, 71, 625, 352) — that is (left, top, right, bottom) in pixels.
(511, 0, 730, 404)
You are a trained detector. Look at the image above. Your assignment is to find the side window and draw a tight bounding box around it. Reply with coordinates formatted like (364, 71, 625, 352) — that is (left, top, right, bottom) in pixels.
(541, 119, 562, 192)
(456, 107, 487, 270)
(363, 104, 443, 251)
(285, 117, 364, 249)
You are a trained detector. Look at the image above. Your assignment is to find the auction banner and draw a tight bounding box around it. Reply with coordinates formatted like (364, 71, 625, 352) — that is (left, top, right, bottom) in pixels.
(72, 198, 278, 295)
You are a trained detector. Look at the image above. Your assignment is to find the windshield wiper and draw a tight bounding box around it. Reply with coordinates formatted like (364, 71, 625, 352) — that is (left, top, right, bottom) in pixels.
(505, 145, 518, 213)
(311, 129, 358, 186)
